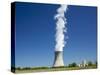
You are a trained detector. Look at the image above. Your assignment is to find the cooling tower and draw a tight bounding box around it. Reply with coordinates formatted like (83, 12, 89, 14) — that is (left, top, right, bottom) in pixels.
(53, 51, 64, 67)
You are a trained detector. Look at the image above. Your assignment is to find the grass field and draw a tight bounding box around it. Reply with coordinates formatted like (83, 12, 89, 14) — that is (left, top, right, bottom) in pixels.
(15, 65, 97, 73)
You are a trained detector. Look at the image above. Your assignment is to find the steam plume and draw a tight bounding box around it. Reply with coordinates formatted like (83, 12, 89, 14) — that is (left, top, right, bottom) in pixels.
(55, 4, 68, 51)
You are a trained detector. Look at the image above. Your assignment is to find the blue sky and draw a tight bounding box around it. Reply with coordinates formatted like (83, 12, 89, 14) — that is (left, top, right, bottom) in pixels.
(15, 2, 97, 67)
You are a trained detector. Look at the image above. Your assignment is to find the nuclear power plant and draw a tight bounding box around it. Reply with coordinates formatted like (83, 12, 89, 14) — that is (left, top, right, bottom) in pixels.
(53, 51, 64, 67)
(53, 5, 68, 67)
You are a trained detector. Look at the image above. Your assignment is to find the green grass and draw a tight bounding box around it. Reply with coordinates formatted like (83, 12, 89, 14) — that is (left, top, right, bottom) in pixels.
(15, 65, 97, 73)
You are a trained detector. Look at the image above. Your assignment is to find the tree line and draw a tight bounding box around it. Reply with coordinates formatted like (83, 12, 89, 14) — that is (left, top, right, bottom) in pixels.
(15, 61, 97, 70)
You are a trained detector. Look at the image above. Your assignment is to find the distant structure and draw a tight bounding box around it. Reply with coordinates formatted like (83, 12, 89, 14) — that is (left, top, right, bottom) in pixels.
(53, 51, 64, 67)
(78, 60, 88, 68)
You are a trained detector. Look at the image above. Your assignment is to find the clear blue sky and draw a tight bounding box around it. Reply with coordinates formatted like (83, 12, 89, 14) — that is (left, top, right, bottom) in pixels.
(15, 2, 97, 67)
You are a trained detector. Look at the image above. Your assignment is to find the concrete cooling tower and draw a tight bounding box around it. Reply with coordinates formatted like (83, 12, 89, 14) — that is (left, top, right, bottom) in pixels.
(53, 51, 64, 67)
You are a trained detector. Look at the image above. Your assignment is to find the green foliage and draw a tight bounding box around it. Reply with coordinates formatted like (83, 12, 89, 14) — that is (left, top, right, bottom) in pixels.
(31, 67, 49, 70)
(16, 67, 49, 70)
(22, 67, 31, 70)
(52, 66, 67, 68)
(16, 67, 21, 70)
(68, 62, 77, 67)
(95, 61, 97, 66)
(15, 60, 97, 72)
(16, 67, 31, 70)
(88, 61, 93, 66)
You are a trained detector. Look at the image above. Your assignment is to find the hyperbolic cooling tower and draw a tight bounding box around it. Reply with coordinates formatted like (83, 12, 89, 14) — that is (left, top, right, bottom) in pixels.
(53, 5, 68, 67)
(53, 51, 64, 67)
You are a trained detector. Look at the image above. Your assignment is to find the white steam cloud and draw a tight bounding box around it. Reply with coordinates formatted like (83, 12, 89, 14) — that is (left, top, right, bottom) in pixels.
(55, 4, 68, 51)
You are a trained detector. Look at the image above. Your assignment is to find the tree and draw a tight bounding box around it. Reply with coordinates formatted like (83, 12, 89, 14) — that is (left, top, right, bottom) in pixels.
(88, 61, 93, 66)
(16, 67, 21, 70)
(95, 61, 97, 66)
(22, 67, 31, 70)
(68, 62, 77, 67)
